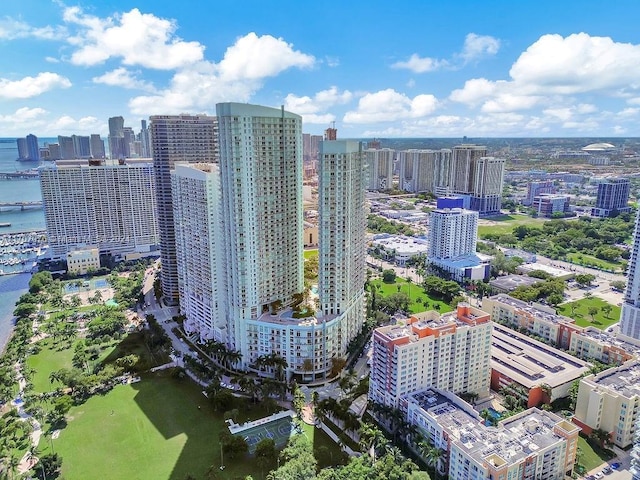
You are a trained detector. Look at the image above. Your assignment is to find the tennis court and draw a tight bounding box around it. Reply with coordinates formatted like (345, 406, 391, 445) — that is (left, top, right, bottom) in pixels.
(228, 410, 300, 453)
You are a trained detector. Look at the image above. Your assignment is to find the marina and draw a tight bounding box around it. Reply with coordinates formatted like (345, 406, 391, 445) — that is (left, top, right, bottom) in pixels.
(0, 230, 47, 276)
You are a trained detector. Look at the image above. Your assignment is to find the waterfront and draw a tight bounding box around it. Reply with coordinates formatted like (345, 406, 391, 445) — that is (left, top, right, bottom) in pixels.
(0, 273, 30, 353)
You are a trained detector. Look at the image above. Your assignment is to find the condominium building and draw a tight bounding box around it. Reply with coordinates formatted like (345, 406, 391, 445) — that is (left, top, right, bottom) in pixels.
(57, 136, 75, 160)
(26, 134, 40, 161)
(451, 145, 487, 193)
(90, 134, 105, 159)
(469, 156, 506, 214)
(632, 420, 640, 480)
(72, 135, 91, 159)
(428, 206, 489, 281)
(16, 137, 28, 160)
(171, 163, 225, 342)
(592, 178, 631, 218)
(405, 389, 580, 480)
(398, 149, 452, 193)
(40, 159, 158, 262)
(151, 114, 218, 304)
(621, 208, 640, 344)
(368, 304, 492, 408)
(491, 323, 591, 407)
(364, 148, 394, 191)
(574, 360, 640, 448)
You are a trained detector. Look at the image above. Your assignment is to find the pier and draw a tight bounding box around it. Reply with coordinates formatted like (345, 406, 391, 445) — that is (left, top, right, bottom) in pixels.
(0, 171, 39, 180)
(0, 201, 43, 210)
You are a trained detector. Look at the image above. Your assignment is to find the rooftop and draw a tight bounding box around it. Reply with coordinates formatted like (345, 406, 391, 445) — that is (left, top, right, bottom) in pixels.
(488, 294, 574, 326)
(587, 360, 640, 399)
(492, 323, 591, 388)
(489, 275, 542, 292)
(371, 234, 429, 255)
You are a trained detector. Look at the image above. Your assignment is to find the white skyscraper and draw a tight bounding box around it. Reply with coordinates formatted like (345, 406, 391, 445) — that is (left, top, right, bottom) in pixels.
(398, 149, 452, 193)
(40, 160, 158, 261)
(364, 148, 394, 191)
(429, 208, 478, 259)
(620, 209, 640, 344)
(171, 163, 225, 342)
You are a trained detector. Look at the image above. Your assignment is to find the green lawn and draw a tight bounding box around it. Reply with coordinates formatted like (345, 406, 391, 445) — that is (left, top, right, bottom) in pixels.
(578, 436, 615, 471)
(370, 278, 453, 314)
(26, 338, 74, 393)
(557, 297, 621, 330)
(304, 249, 318, 259)
(566, 252, 626, 273)
(301, 422, 348, 469)
(477, 215, 547, 238)
(47, 373, 258, 480)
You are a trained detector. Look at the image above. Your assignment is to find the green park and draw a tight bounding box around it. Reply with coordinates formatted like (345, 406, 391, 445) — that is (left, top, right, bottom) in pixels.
(557, 297, 621, 330)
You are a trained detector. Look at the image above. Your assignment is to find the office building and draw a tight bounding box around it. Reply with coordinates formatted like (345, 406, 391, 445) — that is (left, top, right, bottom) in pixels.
(525, 180, 555, 206)
(26, 134, 40, 161)
(172, 163, 225, 342)
(621, 208, 640, 345)
(108, 115, 125, 160)
(364, 148, 394, 191)
(428, 207, 489, 281)
(574, 360, 640, 448)
(90, 134, 105, 159)
(592, 178, 631, 218)
(151, 114, 218, 304)
(405, 389, 580, 480)
(140, 120, 151, 158)
(368, 304, 492, 408)
(40, 159, 159, 262)
(491, 323, 591, 407)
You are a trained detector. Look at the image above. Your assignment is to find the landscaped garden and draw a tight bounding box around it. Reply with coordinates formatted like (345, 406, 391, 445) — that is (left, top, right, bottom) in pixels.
(557, 297, 621, 330)
(370, 277, 454, 315)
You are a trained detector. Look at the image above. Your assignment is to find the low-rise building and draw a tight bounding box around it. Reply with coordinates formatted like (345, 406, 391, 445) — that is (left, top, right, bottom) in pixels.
(489, 275, 543, 294)
(491, 323, 591, 407)
(66, 247, 100, 275)
(369, 304, 492, 408)
(404, 388, 580, 480)
(370, 234, 429, 266)
(574, 360, 640, 448)
(532, 193, 570, 217)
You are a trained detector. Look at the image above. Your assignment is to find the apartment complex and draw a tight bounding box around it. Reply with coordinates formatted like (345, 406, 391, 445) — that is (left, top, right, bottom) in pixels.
(364, 148, 394, 191)
(368, 304, 492, 408)
(491, 323, 591, 407)
(151, 114, 218, 304)
(574, 360, 640, 448)
(405, 389, 580, 480)
(170, 104, 366, 380)
(592, 178, 631, 218)
(39, 159, 158, 261)
(621, 208, 640, 345)
(398, 149, 451, 193)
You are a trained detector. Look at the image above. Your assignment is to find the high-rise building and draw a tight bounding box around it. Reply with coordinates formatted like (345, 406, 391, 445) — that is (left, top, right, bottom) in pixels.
(368, 305, 492, 408)
(364, 148, 394, 191)
(469, 156, 506, 214)
(171, 105, 366, 380)
(632, 417, 640, 480)
(16, 138, 28, 160)
(140, 120, 151, 158)
(57, 136, 75, 160)
(72, 135, 91, 159)
(40, 159, 158, 261)
(620, 208, 640, 344)
(324, 126, 337, 140)
(26, 134, 40, 161)
(108, 116, 125, 160)
(171, 163, 225, 342)
(151, 114, 218, 304)
(451, 145, 487, 193)
(398, 149, 452, 193)
(429, 207, 478, 259)
(47, 143, 61, 160)
(90, 134, 105, 159)
(592, 178, 631, 218)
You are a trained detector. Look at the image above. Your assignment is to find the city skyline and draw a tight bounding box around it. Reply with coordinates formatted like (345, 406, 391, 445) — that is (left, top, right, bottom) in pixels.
(2, 1, 640, 138)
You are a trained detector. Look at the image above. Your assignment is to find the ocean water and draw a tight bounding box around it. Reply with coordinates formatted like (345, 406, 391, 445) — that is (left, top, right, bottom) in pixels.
(0, 138, 52, 351)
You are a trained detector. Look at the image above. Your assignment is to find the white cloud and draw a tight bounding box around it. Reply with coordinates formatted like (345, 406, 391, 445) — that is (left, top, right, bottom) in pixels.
(481, 94, 542, 113)
(449, 78, 500, 106)
(391, 54, 448, 73)
(459, 33, 500, 63)
(45, 56, 60, 63)
(343, 89, 437, 123)
(0, 107, 48, 123)
(129, 33, 315, 115)
(0, 72, 71, 99)
(63, 6, 205, 70)
(48, 115, 103, 134)
(284, 86, 352, 123)
(92, 68, 155, 92)
(0, 17, 67, 40)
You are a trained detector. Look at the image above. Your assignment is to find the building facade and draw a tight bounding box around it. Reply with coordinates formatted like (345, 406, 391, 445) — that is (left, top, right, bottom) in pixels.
(525, 180, 555, 206)
(364, 148, 394, 191)
(621, 208, 640, 345)
(592, 178, 631, 218)
(398, 149, 452, 193)
(369, 305, 492, 408)
(40, 160, 158, 262)
(151, 114, 218, 304)
(532, 193, 570, 217)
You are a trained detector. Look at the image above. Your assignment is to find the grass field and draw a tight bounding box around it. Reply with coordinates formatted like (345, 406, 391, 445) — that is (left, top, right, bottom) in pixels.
(47, 373, 258, 480)
(477, 214, 547, 238)
(578, 436, 615, 471)
(557, 297, 621, 330)
(304, 249, 318, 259)
(566, 252, 626, 273)
(370, 278, 453, 314)
(27, 338, 74, 393)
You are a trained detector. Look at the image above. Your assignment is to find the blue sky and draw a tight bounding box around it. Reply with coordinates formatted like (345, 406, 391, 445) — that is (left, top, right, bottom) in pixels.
(2, 0, 640, 138)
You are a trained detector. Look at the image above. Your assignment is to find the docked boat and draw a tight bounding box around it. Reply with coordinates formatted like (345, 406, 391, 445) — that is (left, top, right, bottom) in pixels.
(0, 223, 10, 227)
